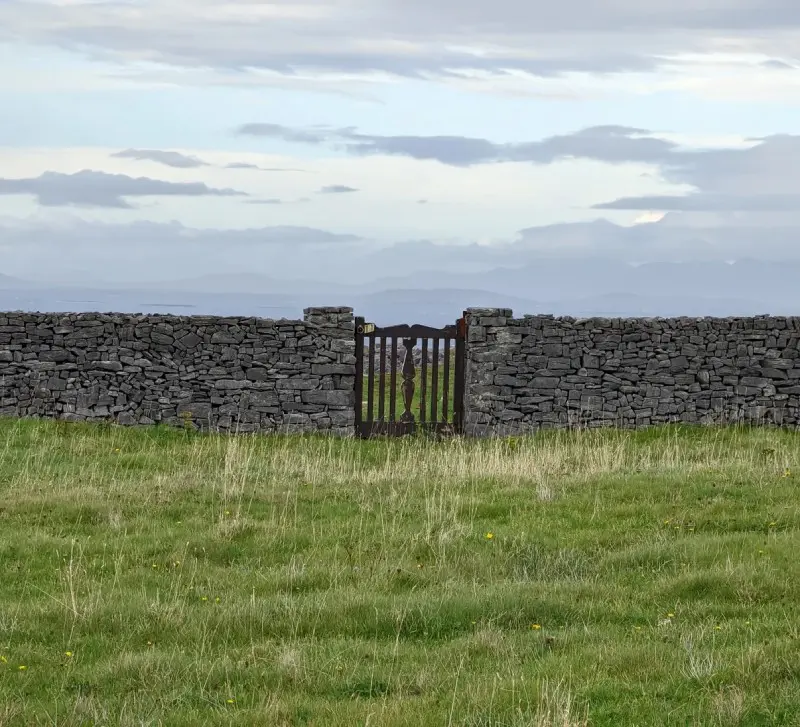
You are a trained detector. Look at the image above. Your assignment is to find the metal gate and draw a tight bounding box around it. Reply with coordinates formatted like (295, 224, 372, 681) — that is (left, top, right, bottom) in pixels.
(354, 317, 466, 438)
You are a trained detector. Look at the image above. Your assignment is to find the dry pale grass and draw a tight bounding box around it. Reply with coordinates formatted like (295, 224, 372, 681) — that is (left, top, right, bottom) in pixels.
(0, 419, 799, 725)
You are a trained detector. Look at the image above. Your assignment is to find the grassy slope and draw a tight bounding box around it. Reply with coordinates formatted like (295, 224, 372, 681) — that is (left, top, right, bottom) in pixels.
(362, 365, 455, 424)
(1, 420, 799, 726)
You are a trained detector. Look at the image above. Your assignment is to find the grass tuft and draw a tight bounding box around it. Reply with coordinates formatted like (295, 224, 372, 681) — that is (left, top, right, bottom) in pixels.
(0, 419, 799, 724)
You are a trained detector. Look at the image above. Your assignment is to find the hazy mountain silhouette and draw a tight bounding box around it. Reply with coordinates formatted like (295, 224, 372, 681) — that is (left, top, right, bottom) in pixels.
(0, 280, 780, 328)
(0, 274, 31, 289)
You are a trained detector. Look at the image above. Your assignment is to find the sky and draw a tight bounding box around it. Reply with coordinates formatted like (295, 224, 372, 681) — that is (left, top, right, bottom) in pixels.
(3, 0, 800, 290)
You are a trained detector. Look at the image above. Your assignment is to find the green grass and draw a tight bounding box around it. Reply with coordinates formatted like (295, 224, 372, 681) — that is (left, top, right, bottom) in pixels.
(362, 364, 455, 424)
(1, 419, 800, 725)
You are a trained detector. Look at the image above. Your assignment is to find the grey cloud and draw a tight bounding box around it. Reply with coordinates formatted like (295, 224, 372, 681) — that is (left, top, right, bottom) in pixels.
(1, 0, 796, 81)
(111, 151, 305, 173)
(659, 135, 800, 194)
(225, 162, 308, 172)
(226, 162, 261, 170)
(377, 0, 800, 35)
(0, 170, 246, 209)
(595, 134, 800, 211)
(241, 122, 800, 214)
(220, 225, 362, 244)
(239, 122, 676, 167)
(594, 193, 800, 211)
(245, 198, 283, 205)
(318, 185, 359, 194)
(112, 149, 209, 169)
(238, 123, 335, 144)
(761, 59, 795, 70)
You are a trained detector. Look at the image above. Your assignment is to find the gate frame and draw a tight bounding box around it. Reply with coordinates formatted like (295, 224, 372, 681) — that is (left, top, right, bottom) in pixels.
(354, 315, 466, 438)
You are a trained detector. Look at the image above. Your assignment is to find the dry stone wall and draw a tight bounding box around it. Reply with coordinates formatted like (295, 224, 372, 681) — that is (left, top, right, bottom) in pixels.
(0, 307, 355, 434)
(464, 308, 800, 436)
(6, 303, 800, 437)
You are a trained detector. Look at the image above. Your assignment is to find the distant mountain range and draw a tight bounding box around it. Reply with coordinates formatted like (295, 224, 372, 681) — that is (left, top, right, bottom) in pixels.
(0, 274, 36, 290)
(0, 272, 782, 327)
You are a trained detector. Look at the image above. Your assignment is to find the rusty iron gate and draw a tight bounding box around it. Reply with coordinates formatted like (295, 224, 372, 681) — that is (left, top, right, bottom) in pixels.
(354, 317, 466, 438)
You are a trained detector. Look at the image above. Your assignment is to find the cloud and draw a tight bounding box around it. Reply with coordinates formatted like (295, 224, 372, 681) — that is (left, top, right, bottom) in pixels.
(239, 123, 677, 167)
(0, 170, 246, 208)
(109, 151, 308, 173)
(224, 162, 308, 172)
(233, 122, 800, 214)
(238, 123, 332, 144)
(761, 59, 796, 70)
(111, 148, 209, 169)
(594, 193, 800, 211)
(318, 185, 359, 194)
(244, 197, 316, 205)
(593, 134, 800, 212)
(2, 0, 800, 85)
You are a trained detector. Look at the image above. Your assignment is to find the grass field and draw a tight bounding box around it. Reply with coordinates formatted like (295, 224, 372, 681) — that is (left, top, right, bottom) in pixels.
(362, 361, 455, 424)
(1, 419, 800, 726)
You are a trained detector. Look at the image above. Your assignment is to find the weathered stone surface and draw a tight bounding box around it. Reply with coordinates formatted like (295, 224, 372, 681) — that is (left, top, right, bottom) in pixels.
(301, 390, 353, 406)
(7, 306, 800, 439)
(176, 402, 212, 419)
(464, 308, 800, 436)
(0, 307, 354, 435)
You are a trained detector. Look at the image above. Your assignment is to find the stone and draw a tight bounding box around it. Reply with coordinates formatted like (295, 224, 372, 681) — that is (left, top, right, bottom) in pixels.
(178, 332, 203, 349)
(177, 402, 212, 419)
(465, 313, 800, 436)
(38, 349, 72, 363)
(246, 367, 270, 381)
(311, 363, 354, 375)
(301, 390, 353, 406)
(531, 377, 560, 389)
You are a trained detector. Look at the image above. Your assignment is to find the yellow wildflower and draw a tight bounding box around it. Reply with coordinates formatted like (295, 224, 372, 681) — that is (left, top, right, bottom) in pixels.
(64, 651, 73, 658)
(0, 655, 6, 663)
(18, 665, 26, 671)
(485, 532, 494, 540)
(226, 698, 235, 704)
(531, 624, 542, 630)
